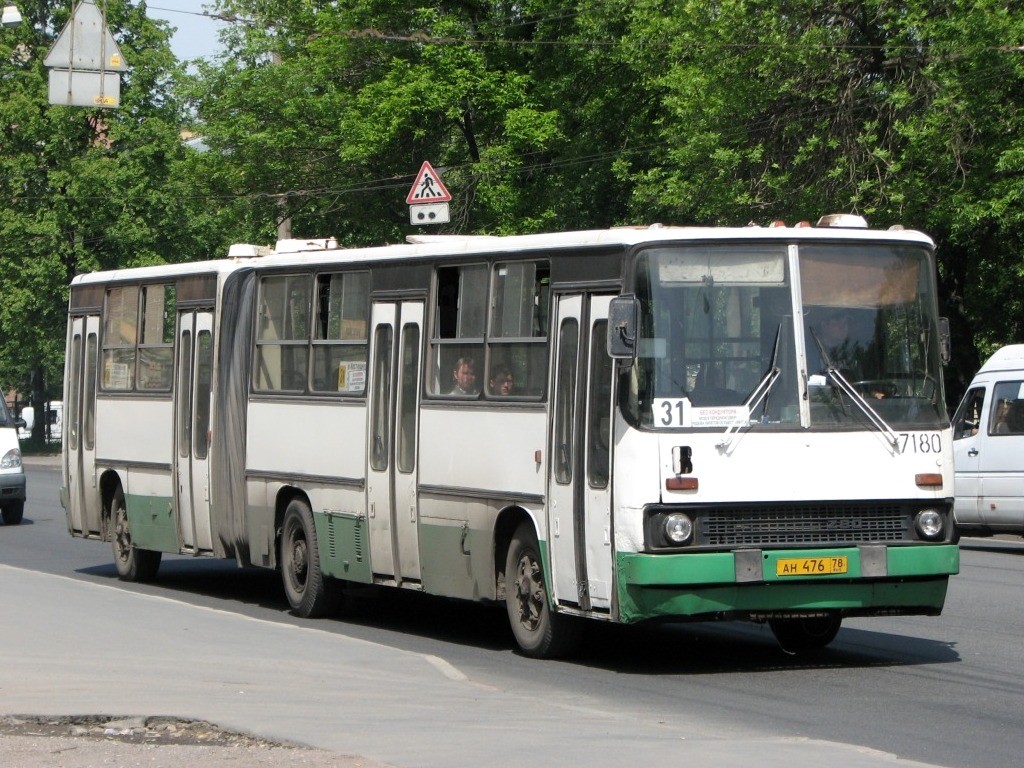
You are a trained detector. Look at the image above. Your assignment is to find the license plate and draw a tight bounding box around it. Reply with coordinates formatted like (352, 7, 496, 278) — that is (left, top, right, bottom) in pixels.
(776, 556, 848, 577)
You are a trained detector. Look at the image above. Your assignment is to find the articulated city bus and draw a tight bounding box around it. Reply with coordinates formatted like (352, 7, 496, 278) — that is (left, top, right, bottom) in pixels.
(61, 216, 958, 656)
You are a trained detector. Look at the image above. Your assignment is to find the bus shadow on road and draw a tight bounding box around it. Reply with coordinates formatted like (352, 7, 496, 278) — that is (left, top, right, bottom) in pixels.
(77, 558, 515, 650)
(76, 559, 961, 671)
(79, 561, 958, 671)
(959, 540, 1024, 556)
(574, 619, 961, 674)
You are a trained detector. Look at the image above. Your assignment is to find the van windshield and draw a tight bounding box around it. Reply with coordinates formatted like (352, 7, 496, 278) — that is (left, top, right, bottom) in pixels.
(0, 398, 13, 427)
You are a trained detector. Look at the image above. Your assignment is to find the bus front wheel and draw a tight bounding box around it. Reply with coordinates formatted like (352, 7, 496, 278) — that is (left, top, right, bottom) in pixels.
(280, 498, 338, 618)
(111, 486, 161, 582)
(769, 614, 842, 653)
(505, 522, 582, 659)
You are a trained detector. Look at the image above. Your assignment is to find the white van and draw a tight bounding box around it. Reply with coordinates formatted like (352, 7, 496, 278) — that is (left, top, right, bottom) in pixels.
(0, 397, 26, 525)
(17, 401, 63, 443)
(951, 345, 1024, 537)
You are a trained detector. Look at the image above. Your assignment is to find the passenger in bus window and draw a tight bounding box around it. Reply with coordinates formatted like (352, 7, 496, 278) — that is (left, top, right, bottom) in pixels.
(488, 364, 514, 397)
(449, 357, 478, 396)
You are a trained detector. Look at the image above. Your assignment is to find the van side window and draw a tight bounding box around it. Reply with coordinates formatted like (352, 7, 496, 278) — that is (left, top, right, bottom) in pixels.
(988, 381, 1024, 436)
(952, 387, 985, 440)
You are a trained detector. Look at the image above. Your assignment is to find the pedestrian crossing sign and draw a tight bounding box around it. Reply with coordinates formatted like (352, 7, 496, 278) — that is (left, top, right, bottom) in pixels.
(406, 161, 452, 204)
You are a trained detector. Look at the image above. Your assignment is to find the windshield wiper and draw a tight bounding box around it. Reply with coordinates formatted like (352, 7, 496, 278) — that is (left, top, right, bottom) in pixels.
(755, 320, 785, 422)
(716, 323, 783, 452)
(806, 327, 901, 454)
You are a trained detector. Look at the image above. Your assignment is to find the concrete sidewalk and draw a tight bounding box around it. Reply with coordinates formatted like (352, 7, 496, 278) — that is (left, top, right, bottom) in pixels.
(0, 563, 950, 768)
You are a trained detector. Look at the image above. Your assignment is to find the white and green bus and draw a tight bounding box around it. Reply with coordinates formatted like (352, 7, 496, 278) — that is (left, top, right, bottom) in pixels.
(61, 216, 959, 656)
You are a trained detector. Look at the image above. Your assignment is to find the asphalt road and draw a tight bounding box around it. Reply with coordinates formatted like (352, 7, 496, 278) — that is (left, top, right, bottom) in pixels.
(3, 458, 1023, 768)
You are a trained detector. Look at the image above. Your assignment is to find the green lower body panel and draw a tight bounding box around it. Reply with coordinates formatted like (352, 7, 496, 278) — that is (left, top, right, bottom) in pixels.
(617, 544, 959, 624)
(419, 521, 491, 600)
(125, 493, 178, 553)
(315, 512, 372, 584)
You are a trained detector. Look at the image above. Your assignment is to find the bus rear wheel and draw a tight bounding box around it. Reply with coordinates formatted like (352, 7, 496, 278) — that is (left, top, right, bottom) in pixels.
(280, 498, 338, 618)
(111, 486, 161, 582)
(505, 522, 582, 659)
(769, 614, 842, 653)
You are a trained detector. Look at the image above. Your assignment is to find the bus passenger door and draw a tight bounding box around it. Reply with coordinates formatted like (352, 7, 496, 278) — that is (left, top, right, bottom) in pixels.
(366, 301, 424, 584)
(549, 294, 615, 613)
(65, 315, 102, 536)
(174, 310, 215, 552)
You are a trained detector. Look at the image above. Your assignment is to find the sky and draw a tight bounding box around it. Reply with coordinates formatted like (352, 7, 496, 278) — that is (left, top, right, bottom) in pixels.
(145, 1, 227, 62)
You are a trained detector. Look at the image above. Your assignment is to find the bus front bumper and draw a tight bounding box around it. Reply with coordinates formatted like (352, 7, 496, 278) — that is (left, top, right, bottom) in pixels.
(615, 544, 959, 624)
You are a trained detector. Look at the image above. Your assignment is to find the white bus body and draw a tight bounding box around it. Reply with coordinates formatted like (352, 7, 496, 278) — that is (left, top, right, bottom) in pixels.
(62, 221, 958, 656)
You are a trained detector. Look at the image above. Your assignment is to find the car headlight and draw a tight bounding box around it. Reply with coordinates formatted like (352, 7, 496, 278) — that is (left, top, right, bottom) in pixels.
(915, 509, 944, 540)
(1, 448, 22, 470)
(664, 513, 694, 545)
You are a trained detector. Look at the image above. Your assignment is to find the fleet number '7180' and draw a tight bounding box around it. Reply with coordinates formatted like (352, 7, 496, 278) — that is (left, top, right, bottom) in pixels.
(898, 433, 942, 454)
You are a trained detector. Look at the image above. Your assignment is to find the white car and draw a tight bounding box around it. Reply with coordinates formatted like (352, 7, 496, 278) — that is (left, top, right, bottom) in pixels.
(0, 397, 26, 525)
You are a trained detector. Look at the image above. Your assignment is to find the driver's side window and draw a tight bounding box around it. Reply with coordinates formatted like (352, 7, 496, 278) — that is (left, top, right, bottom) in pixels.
(952, 387, 985, 440)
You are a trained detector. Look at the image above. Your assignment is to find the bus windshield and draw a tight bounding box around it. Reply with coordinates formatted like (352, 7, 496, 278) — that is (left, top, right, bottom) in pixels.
(626, 241, 947, 430)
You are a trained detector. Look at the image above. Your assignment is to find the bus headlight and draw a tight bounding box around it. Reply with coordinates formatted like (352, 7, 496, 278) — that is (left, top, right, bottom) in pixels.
(915, 509, 944, 540)
(664, 513, 694, 545)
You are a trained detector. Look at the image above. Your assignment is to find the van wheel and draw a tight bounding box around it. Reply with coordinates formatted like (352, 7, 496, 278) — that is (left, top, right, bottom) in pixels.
(280, 498, 339, 618)
(111, 486, 161, 582)
(505, 522, 582, 659)
(769, 614, 841, 653)
(1, 501, 24, 525)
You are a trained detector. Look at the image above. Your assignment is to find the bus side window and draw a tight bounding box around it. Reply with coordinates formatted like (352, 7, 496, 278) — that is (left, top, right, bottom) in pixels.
(312, 271, 368, 394)
(429, 264, 486, 397)
(487, 261, 549, 399)
(255, 274, 311, 392)
(102, 285, 139, 391)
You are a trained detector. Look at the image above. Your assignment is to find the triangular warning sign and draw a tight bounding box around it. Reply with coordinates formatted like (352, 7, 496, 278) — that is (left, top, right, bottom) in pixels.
(44, 0, 129, 72)
(406, 161, 452, 204)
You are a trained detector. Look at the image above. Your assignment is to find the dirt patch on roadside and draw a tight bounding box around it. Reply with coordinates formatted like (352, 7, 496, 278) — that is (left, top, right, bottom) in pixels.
(0, 715, 385, 767)
(1, 715, 288, 746)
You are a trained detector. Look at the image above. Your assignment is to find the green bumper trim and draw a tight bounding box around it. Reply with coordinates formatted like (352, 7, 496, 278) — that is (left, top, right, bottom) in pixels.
(617, 544, 958, 624)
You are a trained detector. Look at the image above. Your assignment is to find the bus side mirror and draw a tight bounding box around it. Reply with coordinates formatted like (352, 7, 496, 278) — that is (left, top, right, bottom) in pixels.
(939, 317, 951, 366)
(608, 295, 638, 359)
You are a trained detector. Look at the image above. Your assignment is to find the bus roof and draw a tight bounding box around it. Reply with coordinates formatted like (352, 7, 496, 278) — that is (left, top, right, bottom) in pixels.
(69, 222, 934, 286)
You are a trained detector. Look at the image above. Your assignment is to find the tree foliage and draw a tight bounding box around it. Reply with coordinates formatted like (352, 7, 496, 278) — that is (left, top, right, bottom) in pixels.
(2, 0, 1024, 406)
(0, 0, 206, 407)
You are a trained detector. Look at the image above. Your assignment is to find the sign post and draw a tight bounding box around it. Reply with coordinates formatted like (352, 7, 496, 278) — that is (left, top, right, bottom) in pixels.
(406, 161, 452, 225)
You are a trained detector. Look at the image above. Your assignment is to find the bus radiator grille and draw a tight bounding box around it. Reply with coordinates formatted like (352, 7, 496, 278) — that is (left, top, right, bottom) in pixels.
(700, 504, 910, 546)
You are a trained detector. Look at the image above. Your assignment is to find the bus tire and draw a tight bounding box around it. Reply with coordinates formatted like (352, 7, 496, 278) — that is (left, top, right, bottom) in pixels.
(280, 498, 338, 618)
(505, 522, 582, 659)
(1, 501, 24, 525)
(769, 614, 842, 653)
(111, 486, 161, 582)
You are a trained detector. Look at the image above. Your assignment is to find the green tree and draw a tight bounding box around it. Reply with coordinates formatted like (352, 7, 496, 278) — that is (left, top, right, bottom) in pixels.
(0, 0, 207, 437)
